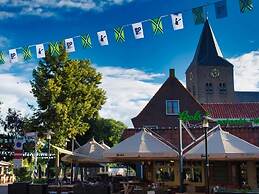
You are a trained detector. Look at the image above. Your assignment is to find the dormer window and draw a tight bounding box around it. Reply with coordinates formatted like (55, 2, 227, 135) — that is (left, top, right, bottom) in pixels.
(166, 100, 180, 115)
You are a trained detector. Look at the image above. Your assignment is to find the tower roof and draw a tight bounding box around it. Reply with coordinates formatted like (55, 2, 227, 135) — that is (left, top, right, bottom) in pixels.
(190, 20, 232, 67)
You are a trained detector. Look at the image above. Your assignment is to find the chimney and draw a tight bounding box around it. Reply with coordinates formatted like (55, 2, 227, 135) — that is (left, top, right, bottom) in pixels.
(169, 69, 175, 78)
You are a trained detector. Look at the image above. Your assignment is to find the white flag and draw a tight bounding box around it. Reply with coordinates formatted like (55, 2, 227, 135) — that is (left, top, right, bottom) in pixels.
(132, 22, 144, 39)
(171, 13, 184, 30)
(9, 49, 18, 63)
(36, 44, 45, 58)
(97, 31, 109, 46)
(65, 38, 75, 53)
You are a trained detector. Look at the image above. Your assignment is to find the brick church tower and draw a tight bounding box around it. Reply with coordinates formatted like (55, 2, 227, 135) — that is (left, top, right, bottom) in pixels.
(186, 20, 235, 103)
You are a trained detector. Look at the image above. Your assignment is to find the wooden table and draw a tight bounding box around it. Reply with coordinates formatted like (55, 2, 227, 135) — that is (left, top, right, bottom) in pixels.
(120, 181, 141, 194)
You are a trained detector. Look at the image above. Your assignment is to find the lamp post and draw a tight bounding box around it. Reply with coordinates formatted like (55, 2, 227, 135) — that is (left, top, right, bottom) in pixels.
(46, 130, 54, 179)
(202, 119, 210, 194)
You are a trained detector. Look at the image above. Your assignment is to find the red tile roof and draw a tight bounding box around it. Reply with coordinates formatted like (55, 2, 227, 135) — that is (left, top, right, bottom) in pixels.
(203, 103, 259, 119)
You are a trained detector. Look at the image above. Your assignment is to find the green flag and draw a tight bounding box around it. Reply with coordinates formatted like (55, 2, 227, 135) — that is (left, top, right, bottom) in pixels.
(49, 42, 60, 56)
(23, 47, 32, 60)
(192, 6, 205, 25)
(150, 17, 163, 34)
(114, 27, 125, 42)
(0, 51, 5, 64)
(81, 35, 92, 48)
(239, 0, 253, 13)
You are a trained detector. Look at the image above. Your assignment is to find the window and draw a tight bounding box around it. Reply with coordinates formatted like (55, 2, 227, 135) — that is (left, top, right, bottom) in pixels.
(183, 161, 202, 183)
(166, 100, 180, 115)
(219, 83, 227, 93)
(155, 161, 175, 182)
(205, 83, 213, 94)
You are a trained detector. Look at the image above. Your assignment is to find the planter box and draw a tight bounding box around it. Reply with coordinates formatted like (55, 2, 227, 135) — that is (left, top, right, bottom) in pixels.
(29, 184, 48, 194)
(8, 182, 30, 194)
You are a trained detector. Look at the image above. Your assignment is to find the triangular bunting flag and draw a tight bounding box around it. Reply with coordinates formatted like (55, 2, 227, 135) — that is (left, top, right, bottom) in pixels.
(132, 22, 144, 39)
(215, 0, 228, 19)
(171, 13, 184, 30)
(192, 6, 205, 25)
(23, 47, 32, 60)
(114, 27, 125, 42)
(65, 38, 75, 53)
(0, 51, 5, 64)
(150, 17, 163, 34)
(97, 31, 109, 46)
(81, 35, 92, 48)
(36, 44, 45, 58)
(49, 42, 60, 56)
(239, 0, 253, 13)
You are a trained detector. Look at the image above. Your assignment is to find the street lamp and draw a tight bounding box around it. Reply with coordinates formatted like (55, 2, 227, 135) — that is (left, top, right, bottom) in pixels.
(202, 119, 209, 194)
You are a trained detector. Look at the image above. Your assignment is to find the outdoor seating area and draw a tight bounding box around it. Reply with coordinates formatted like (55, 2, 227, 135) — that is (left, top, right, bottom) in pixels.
(0, 161, 14, 184)
(44, 126, 259, 194)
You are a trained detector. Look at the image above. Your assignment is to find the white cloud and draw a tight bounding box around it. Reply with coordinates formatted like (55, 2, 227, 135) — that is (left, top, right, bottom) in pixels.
(0, 73, 34, 117)
(0, 0, 135, 18)
(0, 36, 10, 49)
(228, 51, 259, 91)
(0, 11, 15, 19)
(0, 64, 163, 128)
(97, 66, 163, 127)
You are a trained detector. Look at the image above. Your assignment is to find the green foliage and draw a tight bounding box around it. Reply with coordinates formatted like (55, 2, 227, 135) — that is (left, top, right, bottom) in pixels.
(77, 117, 127, 147)
(14, 167, 32, 182)
(30, 43, 106, 146)
(0, 108, 25, 137)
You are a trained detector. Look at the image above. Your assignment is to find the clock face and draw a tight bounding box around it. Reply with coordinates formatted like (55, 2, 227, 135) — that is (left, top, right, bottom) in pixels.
(210, 68, 220, 78)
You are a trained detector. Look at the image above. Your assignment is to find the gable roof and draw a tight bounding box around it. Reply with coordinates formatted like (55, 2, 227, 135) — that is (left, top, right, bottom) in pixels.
(185, 126, 259, 160)
(104, 129, 178, 160)
(131, 69, 206, 128)
(203, 103, 259, 119)
(189, 20, 233, 68)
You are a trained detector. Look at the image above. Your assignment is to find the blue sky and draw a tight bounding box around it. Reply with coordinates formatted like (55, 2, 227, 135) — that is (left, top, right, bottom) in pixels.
(0, 0, 259, 126)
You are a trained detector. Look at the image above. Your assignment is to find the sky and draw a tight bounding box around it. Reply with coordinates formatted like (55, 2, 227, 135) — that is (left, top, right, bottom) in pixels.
(0, 0, 258, 127)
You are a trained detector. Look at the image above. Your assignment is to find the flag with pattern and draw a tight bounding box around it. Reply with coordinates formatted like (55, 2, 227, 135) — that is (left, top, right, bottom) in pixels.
(215, 0, 228, 19)
(36, 44, 45, 58)
(171, 13, 184, 30)
(114, 27, 125, 42)
(239, 0, 253, 13)
(97, 31, 109, 46)
(9, 49, 18, 63)
(192, 6, 205, 25)
(132, 22, 144, 39)
(81, 35, 92, 48)
(49, 42, 60, 56)
(65, 38, 75, 53)
(150, 17, 163, 34)
(0, 51, 5, 64)
(23, 47, 32, 60)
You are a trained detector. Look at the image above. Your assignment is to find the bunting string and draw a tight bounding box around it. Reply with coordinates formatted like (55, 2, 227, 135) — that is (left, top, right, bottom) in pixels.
(0, 0, 253, 64)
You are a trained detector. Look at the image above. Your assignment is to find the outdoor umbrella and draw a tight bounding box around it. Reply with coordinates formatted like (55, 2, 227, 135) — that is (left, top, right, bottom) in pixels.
(184, 125, 259, 160)
(104, 129, 178, 161)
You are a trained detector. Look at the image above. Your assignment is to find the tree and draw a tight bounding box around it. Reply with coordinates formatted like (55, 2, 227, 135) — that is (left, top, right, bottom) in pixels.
(30, 44, 106, 146)
(77, 117, 127, 147)
(1, 108, 24, 137)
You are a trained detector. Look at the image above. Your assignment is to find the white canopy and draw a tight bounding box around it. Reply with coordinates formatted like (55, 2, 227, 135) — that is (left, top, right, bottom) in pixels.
(185, 126, 259, 160)
(0, 161, 11, 166)
(61, 138, 110, 163)
(104, 129, 178, 161)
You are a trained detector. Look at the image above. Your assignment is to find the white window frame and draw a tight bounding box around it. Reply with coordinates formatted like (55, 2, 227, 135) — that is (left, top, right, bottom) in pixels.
(166, 100, 180, 115)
